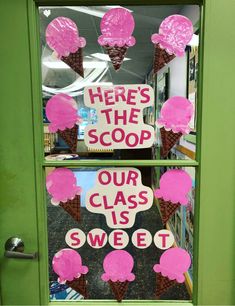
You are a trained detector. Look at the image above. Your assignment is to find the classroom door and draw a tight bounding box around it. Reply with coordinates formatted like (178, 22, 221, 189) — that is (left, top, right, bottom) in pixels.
(0, 0, 235, 305)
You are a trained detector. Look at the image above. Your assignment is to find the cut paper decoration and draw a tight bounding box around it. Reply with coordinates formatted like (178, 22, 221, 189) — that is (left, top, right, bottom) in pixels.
(153, 247, 191, 298)
(156, 96, 194, 157)
(101, 250, 135, 302)
(46, 168, 82, 221)
(151, 15, 193, 73)
(45, 93, 82, 153)
(46, 17, 86, 77)
(86, 168, 153, 228)
(52, 248, 88, 298)
(98, 8, 136, 71)
(154, 169, 192, 225)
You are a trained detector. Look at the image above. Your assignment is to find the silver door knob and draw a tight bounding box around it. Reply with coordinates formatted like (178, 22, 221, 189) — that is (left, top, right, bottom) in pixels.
(4, 237, 38, 259)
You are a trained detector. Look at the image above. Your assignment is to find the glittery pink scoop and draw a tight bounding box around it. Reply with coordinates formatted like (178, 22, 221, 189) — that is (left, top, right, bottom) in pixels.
(98, 8, 136, 47)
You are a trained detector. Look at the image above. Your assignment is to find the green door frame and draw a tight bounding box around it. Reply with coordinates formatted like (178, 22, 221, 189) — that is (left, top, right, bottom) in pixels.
(1, 0, 235, 305)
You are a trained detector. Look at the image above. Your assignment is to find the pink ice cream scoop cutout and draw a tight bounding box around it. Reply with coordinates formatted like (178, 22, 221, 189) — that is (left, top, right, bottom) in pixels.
(157, 96, 194, 135)
(46, 17, 86, 58)
(101, 250, 135, 282)
(151, 15, 193, 57)
(46, 168, 82, 205)
(52, 248, 88, 284)
(154, 169, 192, 206)
(45, 93, 82, 133)
(98, 8, 136, 47)
(153, 247, 191, 283)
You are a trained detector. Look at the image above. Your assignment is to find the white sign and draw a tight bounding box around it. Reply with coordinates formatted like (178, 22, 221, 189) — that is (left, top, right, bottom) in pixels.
(84, 85, 155, 149)
(86, 168, 153, 228)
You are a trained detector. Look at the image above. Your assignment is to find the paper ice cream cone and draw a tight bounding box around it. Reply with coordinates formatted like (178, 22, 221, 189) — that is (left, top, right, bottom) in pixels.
(108, 280, 129, 302)
(160, 127, 182, 158)
(158, 198, 180, 225)
(153, 44, 175, 74)
(59, 195, 81, 222)
(104, 45, 128, 71)
(61, 48, 84, 77)
(155, 272, 177, 298)
(58, 125, 78, 154)
(66, 274, 88, 298)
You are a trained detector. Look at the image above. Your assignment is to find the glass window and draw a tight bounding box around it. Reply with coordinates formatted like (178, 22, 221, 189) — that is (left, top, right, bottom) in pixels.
(46, 166, 195, 301)
(39, 5, 200, 162)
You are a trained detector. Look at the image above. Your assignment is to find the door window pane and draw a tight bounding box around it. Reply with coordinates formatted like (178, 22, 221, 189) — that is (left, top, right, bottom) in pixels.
(39, 5, 200, 161)
(46, 166, 195, 301)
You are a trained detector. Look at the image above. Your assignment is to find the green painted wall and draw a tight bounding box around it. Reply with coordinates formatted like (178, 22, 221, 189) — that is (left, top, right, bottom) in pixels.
(0, 0, 235, 305)
(0, 0, 40, 305)
(197, 0, 235, 304)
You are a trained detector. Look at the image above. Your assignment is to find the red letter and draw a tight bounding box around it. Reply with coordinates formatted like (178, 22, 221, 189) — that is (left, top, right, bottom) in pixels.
(126, 133, 139, 148)
(88, 129, 98, 144)
(128, 195, 137, 209)
(127, 89, 138, 105)
(104, 89, 115, 105)
(88, 87, 103, 104)
(137, 232, 147, 247)
(98, 170, 111, 185)
(126, 170, 138, 186)
(100, 108, 112, 124)
(114, 191, 127, 206)
(89, 193, 101, 207)
(119, 211, 129, 225)
(88, 232, 106, 247)
(114, 86, 126, 102)
(139, 130, 151, 144)
(139, 191, 148, 205)
(158, 233, 170, 248)
(70, 232, 81, 246)
(129, 108, 140, 124)
(140, 87, 150, 103)
(100, 131, 111, 147)
(113, 231, 124, 246)
(112, 128, 125, 143)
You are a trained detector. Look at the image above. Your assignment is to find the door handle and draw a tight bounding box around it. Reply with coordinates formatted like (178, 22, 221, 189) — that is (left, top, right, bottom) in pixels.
(4, 237, 38, 260)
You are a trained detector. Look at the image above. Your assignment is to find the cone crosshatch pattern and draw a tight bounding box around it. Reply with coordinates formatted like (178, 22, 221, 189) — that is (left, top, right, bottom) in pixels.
(155, 272, 177, 298)
(58, 125, 78, 154)
(61, 48, 84, 77)
(59, 194, 81, 222)
(153, 43, 175, 74)
(104, 45, 128, 71)
(108, 280, 129, 302)
(160, 127, 182, 158)
(66, 274, 88, 299)
(158, 198, 180, 225)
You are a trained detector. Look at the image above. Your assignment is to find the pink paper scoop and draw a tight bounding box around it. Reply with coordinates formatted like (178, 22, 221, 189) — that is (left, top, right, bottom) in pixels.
(156, 96, 194, 135)
(46, 168, 82, 205)
(53, 248, 88, 283)
(45, 93, 82, 133)
(46, 17, 86, 58)
(98, 8, 136, 47)
(101, 250, 135, 282)
(153, 247, 191, 283)
(154, 169, 192, 206)
(151, 15, 193, 57)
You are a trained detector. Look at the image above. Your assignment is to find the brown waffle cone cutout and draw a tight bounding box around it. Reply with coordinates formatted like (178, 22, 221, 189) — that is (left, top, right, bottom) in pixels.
(104, 45, 128, 71)
(66, 274, 88, 299)
(160, 127, 182, 158)
(158, 198, 180, 225)
(61, 48, 84, 77)
(153, 43, 175, 74)
(59, 194, 81, 222)
(155, 272, 177, 298)
(58, 125, 78, 154)
(108, 280, 129, 302)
